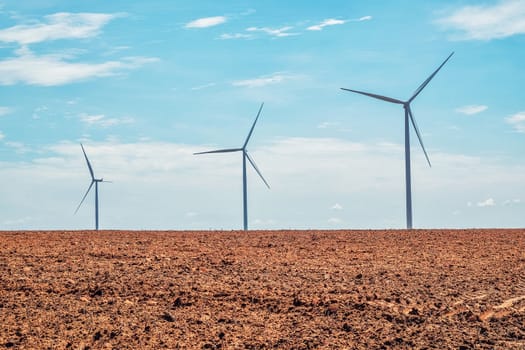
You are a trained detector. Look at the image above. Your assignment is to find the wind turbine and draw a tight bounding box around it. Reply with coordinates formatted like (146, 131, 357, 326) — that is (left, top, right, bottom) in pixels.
(341, 52, 454, 229)
(75, 143, 109, 230)
(194, 103, 270, 231)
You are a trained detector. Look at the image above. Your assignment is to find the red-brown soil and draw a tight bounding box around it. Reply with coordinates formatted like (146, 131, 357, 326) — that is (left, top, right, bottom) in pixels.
(1, 229, 524, 349)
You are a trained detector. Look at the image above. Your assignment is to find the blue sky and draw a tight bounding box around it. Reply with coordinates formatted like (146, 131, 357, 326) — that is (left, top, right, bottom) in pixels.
(0, 0, 524, 230)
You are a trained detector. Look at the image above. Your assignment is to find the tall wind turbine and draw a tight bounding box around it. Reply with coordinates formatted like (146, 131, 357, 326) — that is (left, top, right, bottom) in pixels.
(194, 103, 270, 231)
(341, 52, 454, 229)
(75, 143, 109, 230)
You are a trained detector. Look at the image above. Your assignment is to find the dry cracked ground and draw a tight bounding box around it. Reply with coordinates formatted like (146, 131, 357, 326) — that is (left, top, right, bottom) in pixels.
(0, 229, 524, 349)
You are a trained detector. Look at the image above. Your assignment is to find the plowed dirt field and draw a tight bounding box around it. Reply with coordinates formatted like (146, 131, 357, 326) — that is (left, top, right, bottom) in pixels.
(1, 230, 524, 349)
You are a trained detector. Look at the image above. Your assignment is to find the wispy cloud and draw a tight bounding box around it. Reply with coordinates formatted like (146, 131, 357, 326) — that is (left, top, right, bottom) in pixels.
(327, 217, 342, 224)
(220, 26, 296, 40)
(358, 16, 373, 22)
(438, 0, 525, 40)
(246, 26, 298, 37)
(5, 141, 30, 154)
(503, 198, 522, 206)
(232, 73, 290, 88)
(191, 82, 216, 91)
(32, 105, 48, 119)
(307, 16, 371, 31)
(307, 19, 345, 31)
(80, 114, 134, 127)
(0, 131, 4, 140)
(0, 106, 12, 116)
(477, 198, 495, 207)
(221, 16, 367, 40)
(1, 216, 33, 227)
(0, 48, 157, 86)
(317, 122, 340, 129)
(240, 9, 256, 16)
(456, 105, 488, 115)
(0, 12, 118, 45)
(506, 111, 525, 133)
(331, 203, 343, 210)
(185, 16, 227, 29)
(219, 33, 252, 40)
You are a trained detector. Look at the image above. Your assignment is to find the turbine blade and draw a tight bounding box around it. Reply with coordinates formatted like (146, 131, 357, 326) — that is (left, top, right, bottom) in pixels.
(409, 52, 454, 103)
(243, 102, 264, 149)
(80, 143, 95, 180)
(408, 107, 431, 167)
(245, 151, 270, 189)
(340, 88, 404, 104)
(74, 181, 95, 214)
(194, 148, 243, 155)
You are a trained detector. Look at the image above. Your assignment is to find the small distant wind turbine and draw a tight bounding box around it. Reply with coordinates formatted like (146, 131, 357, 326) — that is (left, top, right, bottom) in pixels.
(194, 103, 270, 231)
(75, 143, 110, 230)
(341, 52, 454, 229)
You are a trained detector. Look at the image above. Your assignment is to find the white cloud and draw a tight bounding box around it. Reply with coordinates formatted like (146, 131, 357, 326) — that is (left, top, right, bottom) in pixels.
(246, 26, 298, 37)
(0, 48, 157, 86)
(191, 82, 216, 91)
(219, 33, 252, 40)
(307, 16, 372, 31)
(455, 105, 488, 115)
(232, 73, 290, 88)
(32, 105, 49, 119)
(80, 114, 134, 127)
(503, 198, 521, 206)
(332, 203, 343, 210)
(0, 106, 12, 116)
(328, 217, 342, 224)
(185, 16, 227, 29)
(253, 218, 276, 226)
(307, 19, 346, 31)
(0, 12, 118, 45)
(477, 198, 495, 207)
(0, 131, 4, 140)
(438, 0, 525, 40)
(506, 111, 525, 133)
(317, 122, 340, 129)
(5, 141, 30, 154)
(2, 216, 33, 226)
(1, 137, 525, 230)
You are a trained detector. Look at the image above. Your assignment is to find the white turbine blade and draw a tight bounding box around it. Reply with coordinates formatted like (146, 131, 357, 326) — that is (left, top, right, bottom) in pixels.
(408, 106, 431, 167)
(74, 181, 95, 214)
(340, 88, 404, 104)
(409, 52, 454, 103)
(80, 143, 95, 180)
(194, 148, 243, 155)
(245, 151, 270, 189)
(243, 102, 264, 149)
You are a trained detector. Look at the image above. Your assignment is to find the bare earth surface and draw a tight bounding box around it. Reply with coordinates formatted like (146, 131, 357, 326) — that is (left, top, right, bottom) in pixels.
(1, 229, 524, 349)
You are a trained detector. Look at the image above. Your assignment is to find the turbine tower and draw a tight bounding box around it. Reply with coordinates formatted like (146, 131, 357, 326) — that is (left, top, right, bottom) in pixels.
(194, 103, 270, 231)
(341, 52, 454, 229)
(75, 143, 109, 230)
